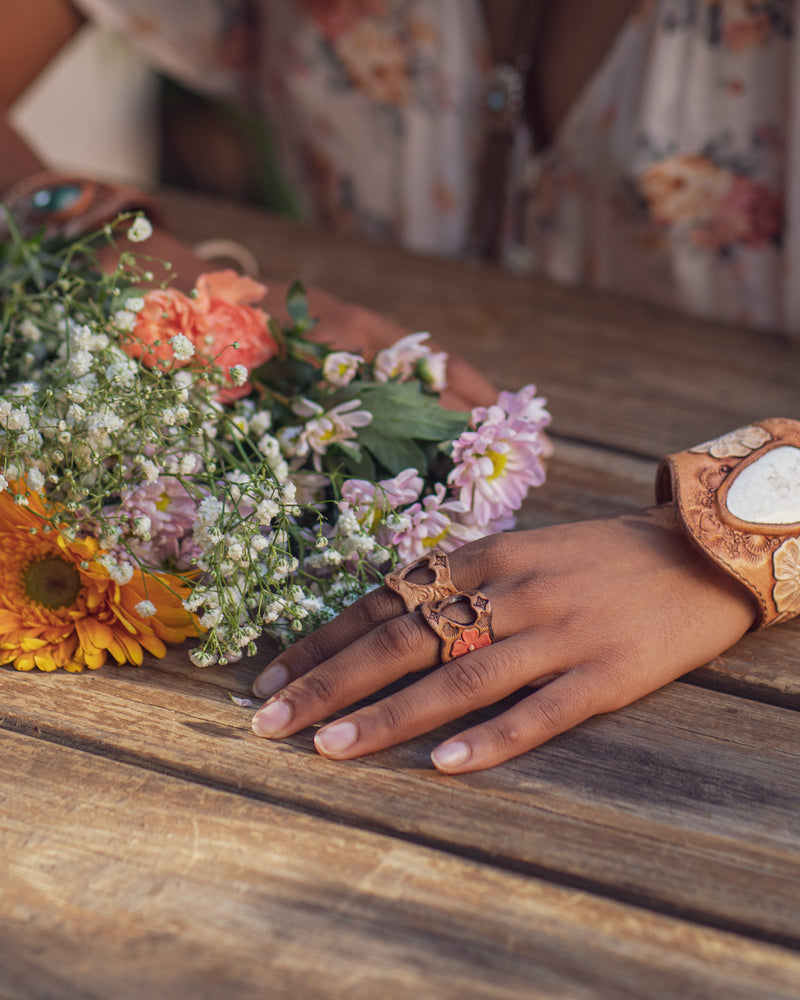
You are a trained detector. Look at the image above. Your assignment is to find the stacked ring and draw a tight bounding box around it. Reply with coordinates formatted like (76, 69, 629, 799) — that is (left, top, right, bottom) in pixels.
(386, 550, 495, 662)
(385, 548, 457, 612)
(420, 590, 494, 662)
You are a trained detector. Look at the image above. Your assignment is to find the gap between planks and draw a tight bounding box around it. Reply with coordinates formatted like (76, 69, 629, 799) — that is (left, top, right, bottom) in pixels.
(3, 694, 800, 957)
(4, 729, 800, 1000)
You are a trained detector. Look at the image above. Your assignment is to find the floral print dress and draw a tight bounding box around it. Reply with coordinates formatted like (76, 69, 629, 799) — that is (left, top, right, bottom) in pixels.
(73, 0, 796, 333)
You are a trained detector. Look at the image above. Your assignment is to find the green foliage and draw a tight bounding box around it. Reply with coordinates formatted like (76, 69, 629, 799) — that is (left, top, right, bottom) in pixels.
(251, 284, 469, 481)
(347, 382, 467, 476)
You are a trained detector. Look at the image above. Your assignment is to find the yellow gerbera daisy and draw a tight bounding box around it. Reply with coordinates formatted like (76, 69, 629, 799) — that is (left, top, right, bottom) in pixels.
(0, 488, 198, 672)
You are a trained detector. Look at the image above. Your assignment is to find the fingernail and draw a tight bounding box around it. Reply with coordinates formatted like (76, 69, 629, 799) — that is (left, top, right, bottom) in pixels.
(253, 662, 290, 698)
(431, 741, 470, 771)
(252, 698, 292, 737)
(315, 720, 358, 756)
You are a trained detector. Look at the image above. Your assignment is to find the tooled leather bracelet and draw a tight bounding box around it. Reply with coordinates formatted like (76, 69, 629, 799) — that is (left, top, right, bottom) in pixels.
(0, 171, 162, 242)
(656, 417, 800, 629)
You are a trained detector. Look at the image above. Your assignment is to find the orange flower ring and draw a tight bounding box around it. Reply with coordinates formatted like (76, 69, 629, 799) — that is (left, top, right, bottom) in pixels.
(419, 590, 494, 663)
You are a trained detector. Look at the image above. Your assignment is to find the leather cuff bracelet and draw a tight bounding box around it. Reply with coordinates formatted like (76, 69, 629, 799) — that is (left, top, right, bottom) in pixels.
(656, 418, 800, 629)
(0, 171, 162, 242)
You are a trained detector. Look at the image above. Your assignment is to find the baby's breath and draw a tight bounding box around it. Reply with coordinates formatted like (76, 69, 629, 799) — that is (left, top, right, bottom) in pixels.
(0, 213, 550, 671)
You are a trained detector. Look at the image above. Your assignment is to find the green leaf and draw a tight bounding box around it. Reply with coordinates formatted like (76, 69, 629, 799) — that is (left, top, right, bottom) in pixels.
(350, 382, 468, 442)
(286, 280, 314, 333)
(355, 426, 428, 475)
(331, 382, 467, 476)
(250, 355, 319, 400)
(337, 446, 376, 481)
(322, 443, 376, 481)
(336, 439, 363, 463)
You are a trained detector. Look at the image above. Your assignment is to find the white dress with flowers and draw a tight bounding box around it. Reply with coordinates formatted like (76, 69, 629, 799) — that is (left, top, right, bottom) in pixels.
(73, 0, 797, 333)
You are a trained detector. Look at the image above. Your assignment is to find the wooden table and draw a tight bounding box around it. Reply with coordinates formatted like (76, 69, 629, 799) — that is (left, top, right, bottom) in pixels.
(2, 191, 800, 999)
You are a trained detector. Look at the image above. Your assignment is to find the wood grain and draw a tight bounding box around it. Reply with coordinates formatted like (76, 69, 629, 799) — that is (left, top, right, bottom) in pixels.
(160, 189, 800, 460)
(2, 663, 798, 945)
(4, 189, 799, 996)
(3, 730, 800, 1000)
(516, 437, 657, 528)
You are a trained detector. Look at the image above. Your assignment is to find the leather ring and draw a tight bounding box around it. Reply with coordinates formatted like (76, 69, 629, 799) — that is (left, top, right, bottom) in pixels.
(420, 590, 494, 662)
(384, 548, 457, 613)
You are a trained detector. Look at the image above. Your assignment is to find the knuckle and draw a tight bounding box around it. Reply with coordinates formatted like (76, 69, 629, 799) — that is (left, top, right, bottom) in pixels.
(589, 661, 632, 714)
(445, 656, 491, 699)
(531, 694, 571, 737)
(373, 697, 407, 733)
(452, 534, 501, 583)
(296, 669, 339, 706)
(352, 586, 402, 630)
(296, 630, 329, 669)
(488, 718, 523, 755)
(479, 530, 518, 576)
(371, 615, 424, 661)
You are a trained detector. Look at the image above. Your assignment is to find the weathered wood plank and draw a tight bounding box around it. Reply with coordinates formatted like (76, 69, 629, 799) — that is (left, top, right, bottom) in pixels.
(516, 437, 657, 529)
(2, 664, 798, 944)
(160, 189, 800, 460)
(3, 730, 800, 1000)
(690, 624, 800, 707)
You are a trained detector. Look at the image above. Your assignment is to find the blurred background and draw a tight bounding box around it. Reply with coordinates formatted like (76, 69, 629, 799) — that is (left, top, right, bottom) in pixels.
(9, 19, 294, 214)
(10, 21, 159, 187)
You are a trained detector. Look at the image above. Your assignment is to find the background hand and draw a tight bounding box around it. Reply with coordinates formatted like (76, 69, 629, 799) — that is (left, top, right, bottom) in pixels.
(251, 505, 756, 773)
(269, 283, 498, 412)
(96, 230, 499, 414)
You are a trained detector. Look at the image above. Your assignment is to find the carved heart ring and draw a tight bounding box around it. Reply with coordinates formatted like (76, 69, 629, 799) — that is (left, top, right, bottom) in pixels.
(419, 590, 494, 663)
(385, 548, 457, 613)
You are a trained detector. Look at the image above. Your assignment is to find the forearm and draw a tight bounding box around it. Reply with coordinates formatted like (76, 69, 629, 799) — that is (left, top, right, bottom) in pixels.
(1, 0, 85, 184)
(0, 0, 84, 110)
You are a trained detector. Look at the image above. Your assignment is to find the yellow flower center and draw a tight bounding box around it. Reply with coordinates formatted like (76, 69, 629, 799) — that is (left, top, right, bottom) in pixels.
(487, 449, 507, 480)
(155, 491, 170, 512)
(23, 555, 81, 609)
(423, 527, 450, 549)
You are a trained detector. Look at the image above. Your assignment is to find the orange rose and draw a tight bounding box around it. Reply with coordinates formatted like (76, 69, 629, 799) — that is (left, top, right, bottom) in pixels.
(128, 287, 205, 367)
(194, 271, 277, 401)
(126, 270, 277, 401)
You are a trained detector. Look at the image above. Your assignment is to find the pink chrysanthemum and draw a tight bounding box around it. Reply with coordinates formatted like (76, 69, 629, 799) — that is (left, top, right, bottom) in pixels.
(389, 485, 484, 564)
(448, 386, 549, 526)
(110, 477, 201, 569)
(340, 468, 423, 521)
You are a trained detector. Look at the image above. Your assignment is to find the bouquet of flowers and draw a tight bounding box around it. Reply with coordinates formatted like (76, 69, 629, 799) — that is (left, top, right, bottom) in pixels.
(0, 213, 550, 673)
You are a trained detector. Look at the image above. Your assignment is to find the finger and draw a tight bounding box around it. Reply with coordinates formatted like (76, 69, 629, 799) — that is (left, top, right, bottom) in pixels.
(311, 630, 569, 761)
(430, 665, 620, 774)
(252, 550, 490, 698)
(251, 609, 441, 739)
(252, 583, 411, 698)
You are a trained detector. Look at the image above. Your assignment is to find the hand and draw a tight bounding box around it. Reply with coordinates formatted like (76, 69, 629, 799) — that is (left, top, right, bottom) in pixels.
(97, 225, 208, 291)
(104, 229, 496, 412)
(268, 283, 498, 413)
(250, 505, 757, 773)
